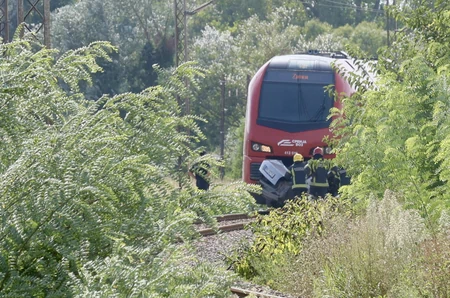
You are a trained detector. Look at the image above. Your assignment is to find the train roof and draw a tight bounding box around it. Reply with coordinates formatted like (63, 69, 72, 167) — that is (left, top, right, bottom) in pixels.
(268, 52, 352, 72)
(263, 52, 376, 86)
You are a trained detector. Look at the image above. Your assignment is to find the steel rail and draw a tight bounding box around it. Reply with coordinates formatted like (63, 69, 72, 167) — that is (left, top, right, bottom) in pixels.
(215, 213, 253, 222)
(197, 222, 248, 236)
(194, 213, 253, 224)
(194, 210, 269, 224)
(230, 286, 286, 298)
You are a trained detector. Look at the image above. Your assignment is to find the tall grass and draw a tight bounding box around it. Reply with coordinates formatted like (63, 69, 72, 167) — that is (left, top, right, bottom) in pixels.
(250, 190, 450, 297)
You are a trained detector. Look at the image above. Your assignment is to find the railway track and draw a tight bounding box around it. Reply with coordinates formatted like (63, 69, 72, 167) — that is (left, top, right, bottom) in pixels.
(194, 212, 292, 297)
(230, 286, 287, 298)
(196, 212, 257, 236)
(194, 212, 255, 224)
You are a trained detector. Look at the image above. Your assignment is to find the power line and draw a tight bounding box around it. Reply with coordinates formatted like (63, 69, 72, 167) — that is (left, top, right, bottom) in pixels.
(323, 0, 381, 11)
(300, 0, 383, 13)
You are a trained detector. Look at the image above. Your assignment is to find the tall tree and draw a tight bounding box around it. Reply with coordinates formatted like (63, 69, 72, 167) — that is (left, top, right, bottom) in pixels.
(51, 0, 175, 95)
(300, 0, 384, 26)
(189, 8, 302, 150)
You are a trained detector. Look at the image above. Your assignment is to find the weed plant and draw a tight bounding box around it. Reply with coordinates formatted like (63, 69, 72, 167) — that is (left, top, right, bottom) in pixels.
(247, 190, 450, 297)
(226, 195, 352, 281)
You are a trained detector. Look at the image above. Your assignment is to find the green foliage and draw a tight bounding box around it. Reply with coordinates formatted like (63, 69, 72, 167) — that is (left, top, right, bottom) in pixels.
(51, 0, 77, 11)
(237, 191, 450, 298)
(225, 190, 450, 297)
(303, 19, 333, 41)
(235, 7, 302, 67)
(329, 0, 450, 224)
(0, 37, 255, 296)
(350, 21, 387, 58)
(302, 0, 384, 27)
(70, 244, 237, 297)
(51, 0, 175, 95)
(269, 0, 308, 26)
(295, 33, 343, 55)
(189, 8, 304, 151)
(211, 0, 272, 28)
(225, 118, 245, 179)
(189, 0, 307, 34)
(189, 26, 246, 150)
(333, 24, 354, 40)
(228, 197, 351, 279)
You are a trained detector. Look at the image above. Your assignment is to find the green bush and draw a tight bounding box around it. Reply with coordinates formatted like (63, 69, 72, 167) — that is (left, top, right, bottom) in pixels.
(330, 0, 450, 225)
(231, 191, 450, 297)
(0, 37, 255, 297)
(224, 118, 245, 179)
(265, 191, 450, 297)
(303, 19, 332, 42)
(227, 196, 351, 280)
(350, 21, 386, 58)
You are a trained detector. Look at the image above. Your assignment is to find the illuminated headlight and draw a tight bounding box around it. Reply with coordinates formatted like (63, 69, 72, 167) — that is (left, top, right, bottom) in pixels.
(251, 142, 272, 153)
(261, 145, 272, 153)
(324, 146, 333, 154)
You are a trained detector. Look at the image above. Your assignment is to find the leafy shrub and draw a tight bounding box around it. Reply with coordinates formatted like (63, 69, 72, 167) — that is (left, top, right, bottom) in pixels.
(227, 196, 351, 280)
(224, 118, 245, 179)
(69, 244, 237, 297)
(231, 191, 450, 297)
(302, 19, 332, 41)
(0, 37, 255, 296)
(268, 191, 450, 297)
(330, 0, 450, 225)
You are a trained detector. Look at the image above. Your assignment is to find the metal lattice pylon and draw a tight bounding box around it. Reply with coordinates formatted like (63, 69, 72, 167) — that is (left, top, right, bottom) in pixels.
(18, 0, 51, 48)
(174, 0, 187, 67)
(0, 0, 9, 43)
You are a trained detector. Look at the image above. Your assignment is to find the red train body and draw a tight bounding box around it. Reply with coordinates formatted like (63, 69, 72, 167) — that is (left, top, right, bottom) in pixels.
(243, 52, 355, 185)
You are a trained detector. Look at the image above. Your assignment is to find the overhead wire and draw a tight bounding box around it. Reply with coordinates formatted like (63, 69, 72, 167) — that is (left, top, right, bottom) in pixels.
(322, 0, 383, 12)
(195, 0, 384, 13)
(297, 0, 384, 13)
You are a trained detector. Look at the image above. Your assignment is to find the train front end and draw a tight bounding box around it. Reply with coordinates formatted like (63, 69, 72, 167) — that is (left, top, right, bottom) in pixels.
(243, 53, 354, 203)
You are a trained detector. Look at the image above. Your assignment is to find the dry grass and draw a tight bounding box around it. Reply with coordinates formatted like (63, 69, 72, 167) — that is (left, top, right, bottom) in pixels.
(260, 190, 450, 297)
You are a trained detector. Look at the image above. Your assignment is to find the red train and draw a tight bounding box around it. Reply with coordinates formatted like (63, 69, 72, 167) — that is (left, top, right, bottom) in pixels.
(243, 51, 355, 202)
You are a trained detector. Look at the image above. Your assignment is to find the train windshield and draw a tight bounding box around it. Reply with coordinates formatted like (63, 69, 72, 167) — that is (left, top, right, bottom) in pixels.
(257, 70, 334, 133)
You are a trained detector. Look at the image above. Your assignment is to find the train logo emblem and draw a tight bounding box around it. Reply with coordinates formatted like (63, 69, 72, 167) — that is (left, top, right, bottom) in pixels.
(277, 139, 307, 147)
